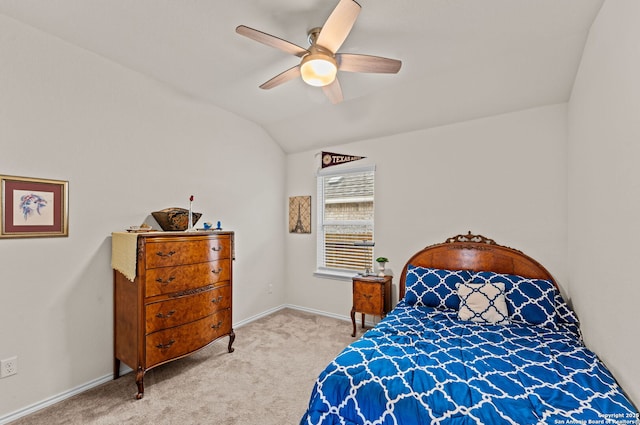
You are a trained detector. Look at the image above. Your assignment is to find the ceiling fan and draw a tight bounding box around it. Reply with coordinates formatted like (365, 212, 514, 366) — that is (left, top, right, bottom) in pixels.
(235, 0, 402, 104)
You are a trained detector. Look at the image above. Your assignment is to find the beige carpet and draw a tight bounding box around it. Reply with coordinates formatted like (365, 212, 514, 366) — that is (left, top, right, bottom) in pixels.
(10, 309, 358, 425)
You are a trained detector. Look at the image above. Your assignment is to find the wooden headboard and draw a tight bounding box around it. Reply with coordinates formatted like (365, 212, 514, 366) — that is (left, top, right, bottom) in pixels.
(398, 232, 557, 299)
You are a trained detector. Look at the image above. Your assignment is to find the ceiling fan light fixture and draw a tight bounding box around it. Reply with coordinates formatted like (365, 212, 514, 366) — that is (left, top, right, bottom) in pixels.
(236, 0, 400, 103)
(300, 53, 337, 87)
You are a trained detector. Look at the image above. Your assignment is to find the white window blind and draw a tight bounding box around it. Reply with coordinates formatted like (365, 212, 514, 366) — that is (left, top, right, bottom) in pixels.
(316, 165, 375, 277)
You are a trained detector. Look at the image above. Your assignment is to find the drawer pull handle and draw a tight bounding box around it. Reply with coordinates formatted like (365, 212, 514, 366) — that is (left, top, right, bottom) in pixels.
(362, 294, 373, 300)
(211, 320, 224, 330)
(156, 276, 176, 285)
(156, 310, 176, 319)
(211, 268, 223, 275)
(211, 246, 222, 252)
(155, 339, 175, 350)
(156, 250, 176, 258)
(211, 296, 224, 304)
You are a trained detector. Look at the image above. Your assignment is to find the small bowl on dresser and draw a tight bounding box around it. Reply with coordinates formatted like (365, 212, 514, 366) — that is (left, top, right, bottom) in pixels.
(151, 208, 202, 231)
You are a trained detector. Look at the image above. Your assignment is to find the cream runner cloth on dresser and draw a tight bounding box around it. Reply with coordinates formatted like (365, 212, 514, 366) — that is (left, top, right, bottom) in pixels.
(111, 232, 139, 282)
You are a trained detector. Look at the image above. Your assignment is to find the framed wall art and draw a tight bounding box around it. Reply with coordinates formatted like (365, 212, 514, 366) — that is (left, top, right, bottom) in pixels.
(1, 175, 69, 239)
(289, 196, 311, 234)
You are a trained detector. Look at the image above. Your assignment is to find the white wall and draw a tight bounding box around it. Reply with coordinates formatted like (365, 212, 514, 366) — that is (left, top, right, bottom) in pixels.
(567, 0, 640, 405)
(0, 15, 286, 418)
(286, 104, 568, 318)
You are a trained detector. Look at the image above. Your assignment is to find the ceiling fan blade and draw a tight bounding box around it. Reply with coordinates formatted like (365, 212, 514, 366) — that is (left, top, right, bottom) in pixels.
(259, 65, 301, 90)
(236, 25, 308, 57)
(316, 0, 361, 53)
(336, 53, 402, 74)
(322, 78, 344, 104)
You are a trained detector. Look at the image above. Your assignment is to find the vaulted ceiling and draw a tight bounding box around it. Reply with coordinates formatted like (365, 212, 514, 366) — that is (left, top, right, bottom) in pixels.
(0, 0, 604, 153)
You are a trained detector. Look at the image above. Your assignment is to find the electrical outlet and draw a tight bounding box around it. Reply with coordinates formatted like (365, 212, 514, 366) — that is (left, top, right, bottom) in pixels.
(1, 356, 18, 378)
(268, 283, 273, 294)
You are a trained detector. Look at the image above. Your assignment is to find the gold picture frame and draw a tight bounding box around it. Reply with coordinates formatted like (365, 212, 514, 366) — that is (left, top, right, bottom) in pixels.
(1, 175, 69, 239)
(289, 196, 311, 234)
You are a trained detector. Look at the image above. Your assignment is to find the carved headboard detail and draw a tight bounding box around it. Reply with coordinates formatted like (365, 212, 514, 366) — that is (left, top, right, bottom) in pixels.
(444, 231, 497, 245)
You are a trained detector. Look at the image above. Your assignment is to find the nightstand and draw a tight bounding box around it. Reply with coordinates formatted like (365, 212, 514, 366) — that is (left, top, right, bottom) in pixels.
(350, 275, 392, 337)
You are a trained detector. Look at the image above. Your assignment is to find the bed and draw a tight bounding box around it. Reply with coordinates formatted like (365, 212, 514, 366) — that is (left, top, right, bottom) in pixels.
(300, 232, 638, 425)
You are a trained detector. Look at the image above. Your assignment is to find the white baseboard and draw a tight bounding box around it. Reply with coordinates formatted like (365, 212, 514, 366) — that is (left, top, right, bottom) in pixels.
(233, 304, 288, 328)
(0, 304, 356, 424)
(283, 303, 380, 327)
(235, 304, 357, 328)
(0, 373, 113, 425)
(283, 303, 352, 322)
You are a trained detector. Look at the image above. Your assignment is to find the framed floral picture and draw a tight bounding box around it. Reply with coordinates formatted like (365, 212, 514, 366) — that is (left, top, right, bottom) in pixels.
(0, 175, 69, 239)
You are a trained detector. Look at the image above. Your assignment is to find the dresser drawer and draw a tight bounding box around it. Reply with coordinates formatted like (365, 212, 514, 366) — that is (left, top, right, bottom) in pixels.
(145, 285, 231, 334)
(144, 259, 230, 298)
(144, 236, 230, 269)
(353, 280, 384, 314)
(145, 309, 232, 367)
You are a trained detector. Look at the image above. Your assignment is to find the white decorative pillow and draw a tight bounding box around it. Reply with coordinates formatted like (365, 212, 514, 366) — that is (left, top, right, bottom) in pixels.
(457, 282, 509, 324)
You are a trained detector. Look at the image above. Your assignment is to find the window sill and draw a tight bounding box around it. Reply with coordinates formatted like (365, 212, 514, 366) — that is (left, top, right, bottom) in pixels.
(313, 269, 358, 282)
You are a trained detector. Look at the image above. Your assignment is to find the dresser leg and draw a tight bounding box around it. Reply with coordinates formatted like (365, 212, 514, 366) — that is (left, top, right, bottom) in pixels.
(135, 367, 145, 400)
(350, 308, 356, 337)
(227, 329, 236, 353)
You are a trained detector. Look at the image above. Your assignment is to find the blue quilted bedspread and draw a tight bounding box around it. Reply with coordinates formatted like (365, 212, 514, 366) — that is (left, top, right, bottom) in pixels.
(301, 302, 638, 425)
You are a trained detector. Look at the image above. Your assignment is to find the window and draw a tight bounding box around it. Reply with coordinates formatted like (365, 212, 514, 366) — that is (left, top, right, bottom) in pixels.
(316, 165, 375, 278)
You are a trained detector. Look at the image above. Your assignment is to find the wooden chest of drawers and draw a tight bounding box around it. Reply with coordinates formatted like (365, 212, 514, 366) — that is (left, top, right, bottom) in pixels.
(113, 231, 234, 399)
